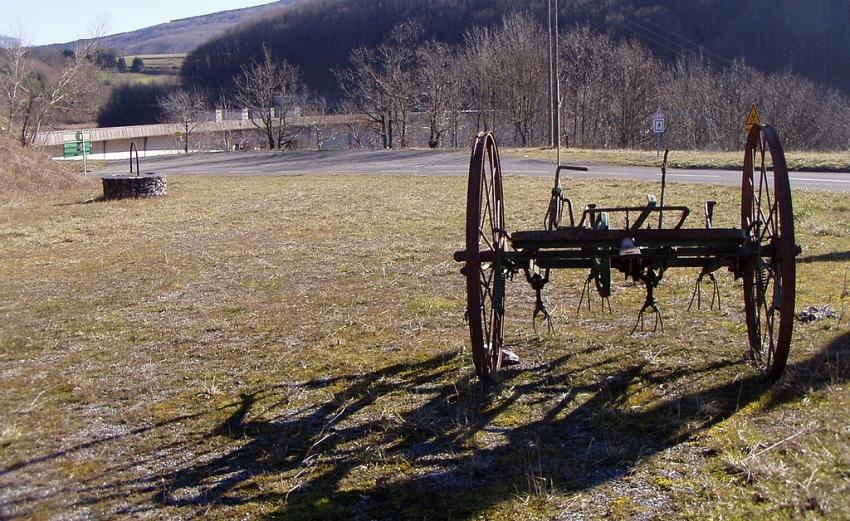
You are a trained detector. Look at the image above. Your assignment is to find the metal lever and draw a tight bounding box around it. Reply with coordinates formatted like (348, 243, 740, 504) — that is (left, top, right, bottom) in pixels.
(658, 148, 669, 229)
(630, 195, 657, 230)
(705, 201, 717, 229)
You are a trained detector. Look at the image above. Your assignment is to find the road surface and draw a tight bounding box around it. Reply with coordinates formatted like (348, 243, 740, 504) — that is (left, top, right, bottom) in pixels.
(99, 149, 850, 192)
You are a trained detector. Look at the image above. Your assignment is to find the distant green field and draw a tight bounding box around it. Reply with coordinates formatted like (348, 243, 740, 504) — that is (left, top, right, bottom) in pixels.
(125, 53, 187, 73)
(100, 71, 177, 86)
(98, 53, 187, 87)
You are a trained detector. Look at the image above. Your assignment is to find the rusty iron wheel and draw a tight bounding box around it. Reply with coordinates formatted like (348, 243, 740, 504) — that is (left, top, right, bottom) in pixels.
(741, 124, 797, 380)
(465, 132, 507, 384)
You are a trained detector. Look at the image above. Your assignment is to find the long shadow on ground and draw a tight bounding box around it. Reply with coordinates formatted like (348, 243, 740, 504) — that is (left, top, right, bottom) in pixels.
(164, 332, 850, 519)
(3, 333, 848, 519)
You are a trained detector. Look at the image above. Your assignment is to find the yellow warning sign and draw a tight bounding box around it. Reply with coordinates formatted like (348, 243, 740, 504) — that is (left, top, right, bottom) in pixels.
(745, 104, 761, 133)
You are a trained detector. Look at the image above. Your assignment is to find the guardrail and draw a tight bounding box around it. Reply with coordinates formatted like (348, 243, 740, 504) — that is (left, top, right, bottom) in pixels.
(35, 113, 369, 147)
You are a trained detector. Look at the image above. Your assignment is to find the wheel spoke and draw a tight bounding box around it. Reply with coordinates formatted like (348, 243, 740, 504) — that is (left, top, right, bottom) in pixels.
(759, 202, 778, 244)
(755, 137, 774, 238)
(480, 265, 494, 294)
(488, 176, 497, 235)
(481, 168, 493, 231)
(765, 303, 778, 366)
(478, 226, 494, 251)
(760, 136, 773, 216)
(757, 137, 765, 221)
(487, 304, 496, 347)
(478, 242, 496, 346)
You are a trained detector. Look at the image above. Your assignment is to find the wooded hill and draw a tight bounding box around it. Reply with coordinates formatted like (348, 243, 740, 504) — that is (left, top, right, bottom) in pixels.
(181, 0, 850, 97)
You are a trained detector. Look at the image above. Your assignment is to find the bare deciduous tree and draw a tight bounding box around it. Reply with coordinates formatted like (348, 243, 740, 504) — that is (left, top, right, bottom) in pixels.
(464, 14, 547, 146)
(336, 98, 376, 149)
(660, 55, 720, 149)
(559, 27, 617, 148)
(303, 95, 341, 151)
(609, 40, 660, 148)
(416, 41, 465, 148)
(0, 35, 29, 131)
(464, 26, 502, 136)
(1, 33, 99, 145)
(336, 22, 421, 149)
(158, 88, 208, 153)
(494, 14, 548, 146)
(233, 47, 304, 150)
(215, 92, 234, 151)
(336, 46, 392, 148)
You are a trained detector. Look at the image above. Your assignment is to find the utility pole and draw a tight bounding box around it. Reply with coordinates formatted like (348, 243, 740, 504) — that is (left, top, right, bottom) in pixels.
(547, 0, 562, 157)
(553, 0, 561, 160)
(547, 0, 554, 148)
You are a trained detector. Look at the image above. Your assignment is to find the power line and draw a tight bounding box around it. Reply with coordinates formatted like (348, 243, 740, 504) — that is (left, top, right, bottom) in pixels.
(612, 17, 694, 60)
(618, 6, 734, 68)
(617, 16, 702, 58)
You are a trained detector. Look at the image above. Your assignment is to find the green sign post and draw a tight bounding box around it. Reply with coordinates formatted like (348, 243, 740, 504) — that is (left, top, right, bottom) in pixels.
(63, 141, 92, 156)
(63, 130, 92, 174)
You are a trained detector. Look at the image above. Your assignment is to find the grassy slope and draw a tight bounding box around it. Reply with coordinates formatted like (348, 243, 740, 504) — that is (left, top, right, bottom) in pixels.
(0, 132, 98, 204)
(0, 174, 847, 519)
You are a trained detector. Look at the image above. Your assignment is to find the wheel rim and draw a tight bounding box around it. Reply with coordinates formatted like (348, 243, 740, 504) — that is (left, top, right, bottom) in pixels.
(465, 132, 506, 383)
(741, 125, 797, 380)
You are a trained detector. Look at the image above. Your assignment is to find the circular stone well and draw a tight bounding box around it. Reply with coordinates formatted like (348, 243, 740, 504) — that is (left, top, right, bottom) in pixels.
(102, 173, 167, 200)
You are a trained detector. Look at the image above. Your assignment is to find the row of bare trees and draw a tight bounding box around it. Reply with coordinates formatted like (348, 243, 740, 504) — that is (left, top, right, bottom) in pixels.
(336, 23, 422, 149)
(6, 14, 849, 152)
(0, 30, 313, 152)
(156, 47, 318, 153)
(335, 15, 850, 151)
(122, 13, 850, 153)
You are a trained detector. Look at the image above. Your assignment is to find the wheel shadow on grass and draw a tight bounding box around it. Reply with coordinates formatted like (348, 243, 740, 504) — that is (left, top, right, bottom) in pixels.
(5, 334, 848, 519)
(122, 332, 846, 519)
(798, 250, 850, 264)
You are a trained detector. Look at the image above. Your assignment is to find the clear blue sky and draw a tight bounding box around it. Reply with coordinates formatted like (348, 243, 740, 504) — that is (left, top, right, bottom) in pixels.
(2, 1, 276, 45)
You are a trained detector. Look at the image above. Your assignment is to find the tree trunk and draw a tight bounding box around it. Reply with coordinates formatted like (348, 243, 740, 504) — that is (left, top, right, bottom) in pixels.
(266, 126, 275, 149)
(379, 116, 388, 149)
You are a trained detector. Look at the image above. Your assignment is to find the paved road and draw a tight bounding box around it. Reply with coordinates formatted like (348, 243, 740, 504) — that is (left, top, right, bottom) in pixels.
(100, 149, 850, 192)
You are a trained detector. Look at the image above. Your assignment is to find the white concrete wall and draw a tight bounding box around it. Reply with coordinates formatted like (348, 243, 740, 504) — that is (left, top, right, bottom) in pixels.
(41, 113, 369, 160)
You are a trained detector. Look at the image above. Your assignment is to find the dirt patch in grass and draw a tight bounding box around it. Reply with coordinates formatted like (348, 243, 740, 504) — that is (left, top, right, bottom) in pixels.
(0, 174, 848, 519)
(0, 133, 98, 204)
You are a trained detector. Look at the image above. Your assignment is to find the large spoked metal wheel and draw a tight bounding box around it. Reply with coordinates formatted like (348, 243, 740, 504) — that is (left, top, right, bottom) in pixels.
(741, 124, 797, 380)
(465, 132, 507, 384)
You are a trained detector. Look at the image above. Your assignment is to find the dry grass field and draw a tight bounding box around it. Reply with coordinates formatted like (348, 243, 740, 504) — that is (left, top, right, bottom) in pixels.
(511, 148, 850, 173)
(0, 173, 848, 519)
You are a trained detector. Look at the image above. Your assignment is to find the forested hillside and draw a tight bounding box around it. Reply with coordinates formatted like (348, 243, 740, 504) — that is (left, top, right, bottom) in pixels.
(181, 0, 850, 97)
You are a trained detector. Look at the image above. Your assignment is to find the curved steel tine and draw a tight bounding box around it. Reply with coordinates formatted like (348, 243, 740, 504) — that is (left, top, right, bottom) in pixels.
(708, 273, 721, 310)
(533, 306, 555, 338)
(688, 271, 722, 312)
(688, 276, 703, 311)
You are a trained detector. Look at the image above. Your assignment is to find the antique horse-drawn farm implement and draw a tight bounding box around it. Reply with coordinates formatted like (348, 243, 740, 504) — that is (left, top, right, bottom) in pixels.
(454, 125, 800, 384)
